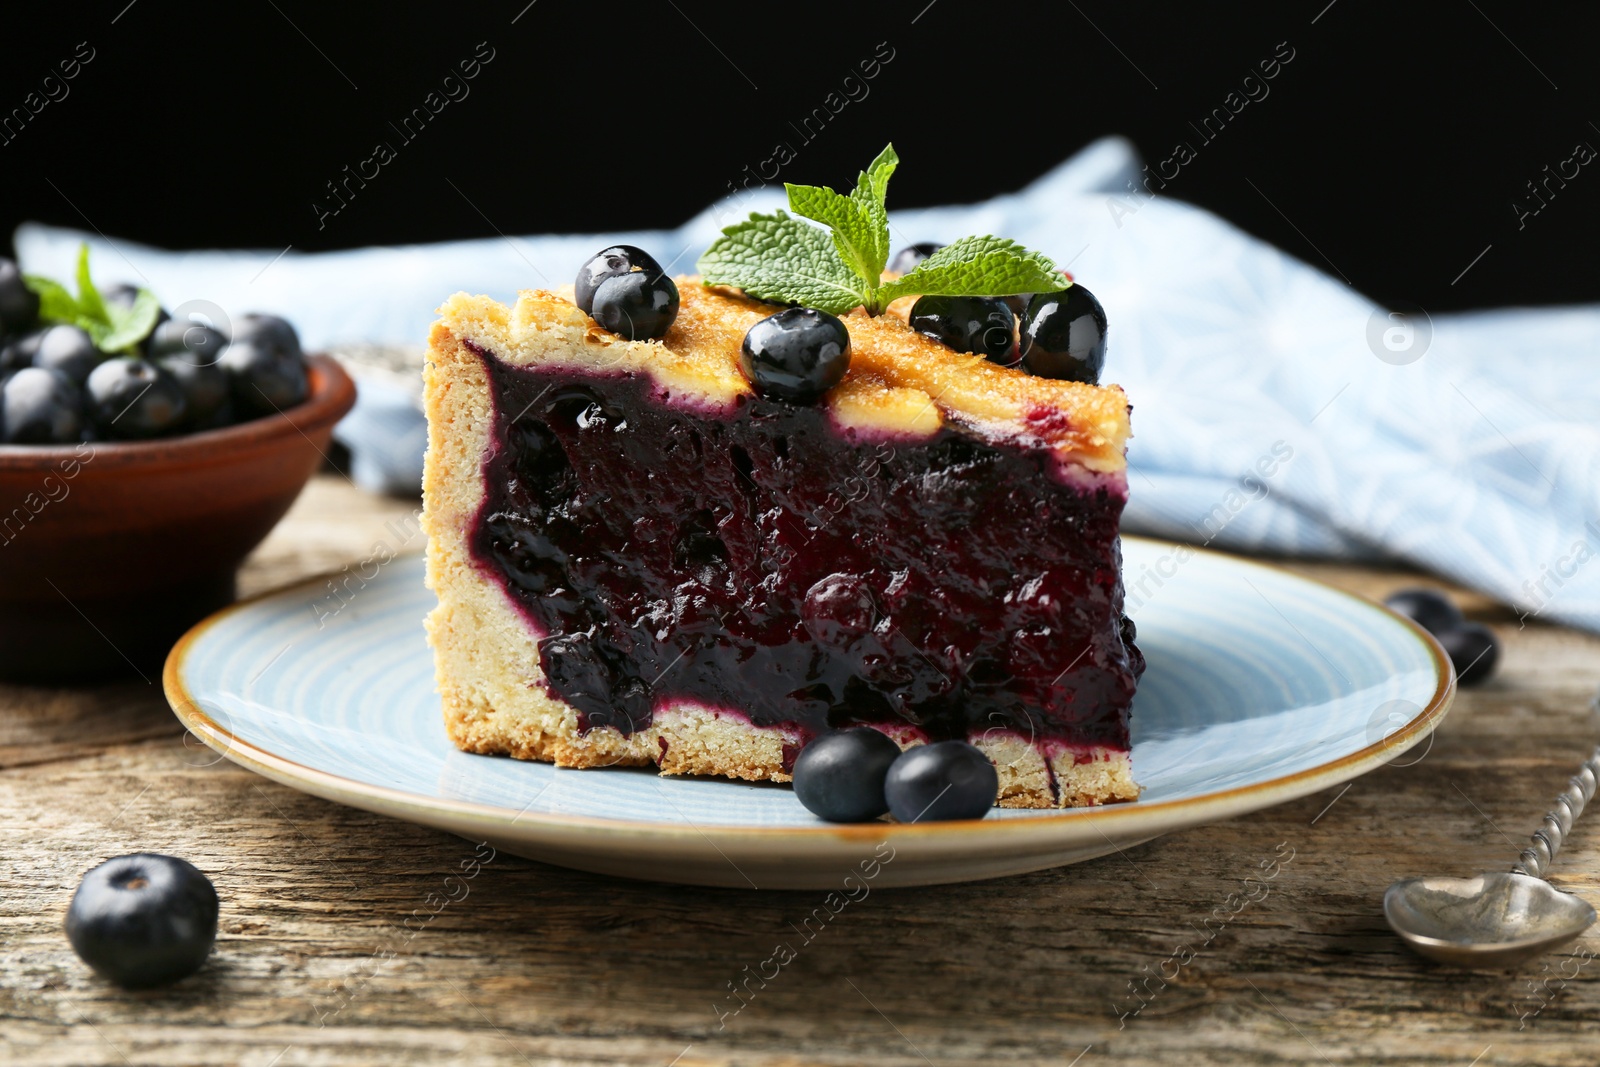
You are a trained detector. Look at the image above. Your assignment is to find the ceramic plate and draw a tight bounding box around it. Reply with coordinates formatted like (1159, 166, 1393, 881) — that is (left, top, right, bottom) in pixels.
(164, 539, 1453, 889)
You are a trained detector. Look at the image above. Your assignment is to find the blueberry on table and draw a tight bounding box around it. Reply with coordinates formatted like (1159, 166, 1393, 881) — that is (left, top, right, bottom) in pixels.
(0, 257, 40, 333)
(909, 295, 1017, 365)
(65, 854, 218, 989)
(1383, 588, 1464, 637)
(575, 245, 663, 316)
(220, 340, 310, 416)
(740, 307, 851, 403)
(1, 367, 84, 444)
(792, 728, 903, 822)
(148, 317, 228, 367)
(34, 324, 103, 386)
(884, 740, 999, 822)
(1439, 622, 1499, 686)
(590, 270, 680, 341)
(85, 357, 188, 438)
(888, 242, 944, 275)
(1019, 285, 1107, 383)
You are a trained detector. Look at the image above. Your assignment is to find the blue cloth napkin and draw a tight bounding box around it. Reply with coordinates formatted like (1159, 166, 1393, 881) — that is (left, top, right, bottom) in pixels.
(17, 138, 1600, 631)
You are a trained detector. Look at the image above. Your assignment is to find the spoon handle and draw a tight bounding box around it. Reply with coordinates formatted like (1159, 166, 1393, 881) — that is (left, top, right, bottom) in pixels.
(1513, 744, 1600, 878)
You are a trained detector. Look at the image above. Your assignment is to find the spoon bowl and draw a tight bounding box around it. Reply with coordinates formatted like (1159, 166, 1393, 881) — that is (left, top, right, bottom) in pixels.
(1384, 872, 1596, 969)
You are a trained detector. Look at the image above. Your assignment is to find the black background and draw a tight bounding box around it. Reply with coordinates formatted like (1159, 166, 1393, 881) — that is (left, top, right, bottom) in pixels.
(4, 1, 1597, 312)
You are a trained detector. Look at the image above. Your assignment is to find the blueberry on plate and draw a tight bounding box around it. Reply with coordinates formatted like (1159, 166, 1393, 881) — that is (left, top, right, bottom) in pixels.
(220, 340, 310, 416)
(155, 354, 230, 427)
(1439, 621, 1499, 686)
(591, 270, 680, 341)
(1019, 285, 1107, 383)
(2, 367, 84, 444)
(1383, 587, 1463, 637)
(65, 853, 219, 989)
(575, 245, 663, 316)
(34, 324, 103, 386)
(909, 295, 1017, 365)
(0, 257, 40, 334)
(148, 317, 228, 367)
(740, 307, 851, 403)
(792, 728, 903, 822)
(85, 357, 188, 438)
(888, 242, 944, 275)
(884, 740, 998, 822)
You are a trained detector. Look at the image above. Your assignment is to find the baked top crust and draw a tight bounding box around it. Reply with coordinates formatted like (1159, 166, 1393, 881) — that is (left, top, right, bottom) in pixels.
(435, 280, 1130, 474)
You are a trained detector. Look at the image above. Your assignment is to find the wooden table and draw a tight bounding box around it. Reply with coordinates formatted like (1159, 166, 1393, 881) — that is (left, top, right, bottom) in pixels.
(4, 474, 1598, 1067)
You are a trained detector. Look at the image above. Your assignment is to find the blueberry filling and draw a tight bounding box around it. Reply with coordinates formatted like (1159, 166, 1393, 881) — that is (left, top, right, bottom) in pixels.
(468, 340, 1141, 748)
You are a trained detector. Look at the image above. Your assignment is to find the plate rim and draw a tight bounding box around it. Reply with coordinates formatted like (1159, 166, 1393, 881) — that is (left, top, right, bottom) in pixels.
(163, 536, 1456, 844)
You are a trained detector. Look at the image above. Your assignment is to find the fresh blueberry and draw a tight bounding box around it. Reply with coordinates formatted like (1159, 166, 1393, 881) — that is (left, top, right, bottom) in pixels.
(909, 295, 1017, 365)
(229, 313, 302, 358)
(889, 242, 943, 275)
(740, 307, 851, 402)
(1, 328, 47, 373)
(65, 853, 218, 989)
(220, 340, 310, 416)
(101, 283, 171, 341)
(575, 245, 663, 316)
(1, 367, 83, 444)
(155, 354, 230, 427)
(0, 257, 40, 333)
(1439, 622, 1499, 686)
(1383, 588, 1463, 637)
(1020, 285, 1107, 383)
(792, 728, 903, 822)
(148, 317, 228, 367)
(34, 324, 103, 386)
(884, 740, 998, 822)
(100, 283, 141, 309)
(591, 270, 680, 341)
(85, 357, 187, 438)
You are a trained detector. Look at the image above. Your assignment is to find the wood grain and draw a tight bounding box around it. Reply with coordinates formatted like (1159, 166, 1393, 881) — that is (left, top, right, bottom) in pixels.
(3, 475, 1598, 1066)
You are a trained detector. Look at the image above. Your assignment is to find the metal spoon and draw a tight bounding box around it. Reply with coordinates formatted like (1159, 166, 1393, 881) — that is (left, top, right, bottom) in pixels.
(1385, 742, 1600, 969)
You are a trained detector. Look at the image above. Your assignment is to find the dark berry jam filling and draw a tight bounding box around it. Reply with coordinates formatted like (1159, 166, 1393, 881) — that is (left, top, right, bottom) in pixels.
(468, 341, 1141, 749)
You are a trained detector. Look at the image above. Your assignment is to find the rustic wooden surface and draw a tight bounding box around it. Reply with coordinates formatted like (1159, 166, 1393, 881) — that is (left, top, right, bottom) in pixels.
(4, 473, 1599, 1067)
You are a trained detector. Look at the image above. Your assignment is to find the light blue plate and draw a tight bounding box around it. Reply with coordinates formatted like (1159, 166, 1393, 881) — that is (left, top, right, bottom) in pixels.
(166, 539, 1452, 888)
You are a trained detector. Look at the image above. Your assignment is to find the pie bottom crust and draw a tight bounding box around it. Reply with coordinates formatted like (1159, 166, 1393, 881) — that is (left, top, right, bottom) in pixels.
(424, 317, 1137, 811)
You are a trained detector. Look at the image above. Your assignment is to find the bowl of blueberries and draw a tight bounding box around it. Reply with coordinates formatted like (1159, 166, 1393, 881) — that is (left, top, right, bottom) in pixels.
(0, 248, 355, 682)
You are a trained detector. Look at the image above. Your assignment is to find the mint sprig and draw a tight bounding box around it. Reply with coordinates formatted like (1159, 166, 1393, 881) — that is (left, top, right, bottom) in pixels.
(24, 243, 161, 354)
(698, 143, 1068, 316)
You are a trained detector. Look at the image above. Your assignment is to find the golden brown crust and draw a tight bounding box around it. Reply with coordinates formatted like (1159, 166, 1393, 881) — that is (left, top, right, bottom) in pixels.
(422, 286, 1137, 809)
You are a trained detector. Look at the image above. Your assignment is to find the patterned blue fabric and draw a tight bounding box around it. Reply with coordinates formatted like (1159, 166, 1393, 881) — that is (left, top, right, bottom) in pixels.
(17, 138, 1600, 630)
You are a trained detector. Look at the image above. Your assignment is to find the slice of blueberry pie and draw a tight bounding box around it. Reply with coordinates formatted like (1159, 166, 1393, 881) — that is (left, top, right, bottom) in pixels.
(422, 147, 1142, 810)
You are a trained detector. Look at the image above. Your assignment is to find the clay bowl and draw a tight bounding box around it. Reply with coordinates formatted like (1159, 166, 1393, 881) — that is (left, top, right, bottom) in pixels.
(0, 355, 356, 683)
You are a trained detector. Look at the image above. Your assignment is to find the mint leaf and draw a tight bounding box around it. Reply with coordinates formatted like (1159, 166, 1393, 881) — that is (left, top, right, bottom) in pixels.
(74, 243, 109, 325)
(849, 143, 897, 280)
(24, 275, 80, 322)
(784, 143, 899, 292)
(785, 184, 880, 288)
(877, 235, 1069, 305)
(697, 211, 868, 316)
(697, 143, 1067, 318)
(101, 288, 162, 352)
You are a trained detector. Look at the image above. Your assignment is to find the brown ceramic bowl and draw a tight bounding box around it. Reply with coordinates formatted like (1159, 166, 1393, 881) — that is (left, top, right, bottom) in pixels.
(0, 355, 356, 683)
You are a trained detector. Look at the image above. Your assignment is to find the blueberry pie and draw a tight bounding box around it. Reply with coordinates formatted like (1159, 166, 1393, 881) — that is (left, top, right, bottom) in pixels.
(421, 273, 1142, 809)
